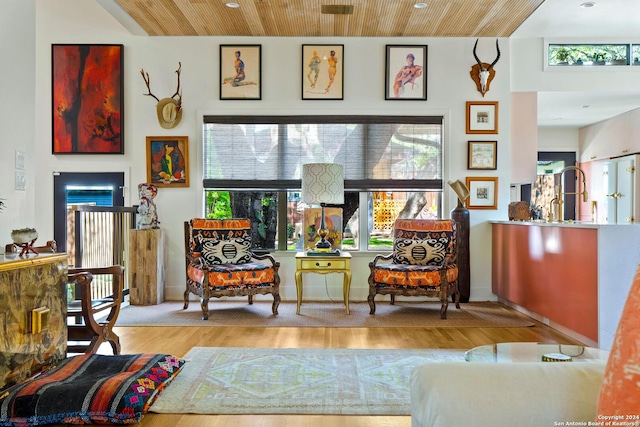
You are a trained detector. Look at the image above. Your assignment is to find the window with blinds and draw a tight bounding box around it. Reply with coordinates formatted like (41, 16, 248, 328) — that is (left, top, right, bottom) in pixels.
(202, 115, 444, 251)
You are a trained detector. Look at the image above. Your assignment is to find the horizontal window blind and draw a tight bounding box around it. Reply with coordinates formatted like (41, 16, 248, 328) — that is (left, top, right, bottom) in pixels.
(203, 115, 443, 191)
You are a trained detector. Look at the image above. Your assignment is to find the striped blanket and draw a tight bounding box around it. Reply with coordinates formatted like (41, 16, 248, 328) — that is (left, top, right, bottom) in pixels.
(0, 353, 184, 426)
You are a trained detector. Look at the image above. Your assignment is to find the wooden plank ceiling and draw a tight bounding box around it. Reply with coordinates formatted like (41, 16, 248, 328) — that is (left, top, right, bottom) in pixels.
(114, 0, 545, 37)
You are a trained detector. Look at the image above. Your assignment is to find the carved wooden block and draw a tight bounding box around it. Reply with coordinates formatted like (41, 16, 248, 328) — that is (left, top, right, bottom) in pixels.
(128, 229, 165, 305)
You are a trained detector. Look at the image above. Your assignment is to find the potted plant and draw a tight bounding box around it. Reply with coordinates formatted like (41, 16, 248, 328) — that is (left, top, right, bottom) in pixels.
(0, 198, 5, 212)
(554, 47, 572, 65)
(592, 50, 608, 65)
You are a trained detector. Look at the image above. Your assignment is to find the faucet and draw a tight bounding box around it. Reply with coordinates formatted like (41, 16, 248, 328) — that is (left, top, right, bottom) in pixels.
(556, 165, 589, 221)
(547, 196, 559, 222)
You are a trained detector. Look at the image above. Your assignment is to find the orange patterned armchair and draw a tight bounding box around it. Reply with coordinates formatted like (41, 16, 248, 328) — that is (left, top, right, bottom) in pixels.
(368, 219, 460, 319)
(184, 218, 281, 320)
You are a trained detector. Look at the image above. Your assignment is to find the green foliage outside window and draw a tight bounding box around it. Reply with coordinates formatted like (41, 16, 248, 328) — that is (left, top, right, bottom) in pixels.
(548, 44, 630, 66)
(205, 191, 232, 219)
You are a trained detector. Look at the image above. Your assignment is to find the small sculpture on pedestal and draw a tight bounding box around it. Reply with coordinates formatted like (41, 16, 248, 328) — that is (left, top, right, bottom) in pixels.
(11, 227, 39, 257)
(136, 183, 160, 229)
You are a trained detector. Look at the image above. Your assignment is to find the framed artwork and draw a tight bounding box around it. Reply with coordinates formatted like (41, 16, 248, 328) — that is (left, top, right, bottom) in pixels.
(465, 176, 498, 209)
(466, 101, 498, 134)
(145, 136, 189, 187)
(385, 45, 427, 100)
(220, 44, 261, 100)
(468, 141, 497, 170)
(303, 207, 343, 251)
(52, 44, 124, 154)
(302, 44, 344, 100)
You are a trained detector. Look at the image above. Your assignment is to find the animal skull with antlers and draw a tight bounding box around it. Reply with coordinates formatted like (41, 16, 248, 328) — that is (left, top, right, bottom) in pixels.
(141, 62, 183, 129)
(470, 39, 500, 97)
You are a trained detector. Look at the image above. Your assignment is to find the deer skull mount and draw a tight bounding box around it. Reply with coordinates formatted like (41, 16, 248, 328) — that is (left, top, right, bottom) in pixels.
(141, 62, 183, 129)
(470, 39, 500, 97)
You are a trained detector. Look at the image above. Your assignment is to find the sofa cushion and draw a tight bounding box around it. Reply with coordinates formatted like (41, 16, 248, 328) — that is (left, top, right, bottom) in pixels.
(373, 263, 458, 287)
(200, 238, 252, 264)
(597, 263, 640, 415)
(411, 362, 606, 427)
(392, 238, 448, 266)
(189, 218, 251, 256)
(0, 353, 185, 425)
(392, 219, 456, 265)
(204, 262, 276, 289)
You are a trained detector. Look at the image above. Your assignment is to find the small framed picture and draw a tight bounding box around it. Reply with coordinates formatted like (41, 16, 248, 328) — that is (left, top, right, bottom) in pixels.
(302, 44, 344, 100)
(385, 45, 427, 100)
(466, 101, 499, 134)
(466, 176, 498, 209)
(468, 141, 497, 170)
(220, 45, 261, 100)
(145, 136, 189, 187)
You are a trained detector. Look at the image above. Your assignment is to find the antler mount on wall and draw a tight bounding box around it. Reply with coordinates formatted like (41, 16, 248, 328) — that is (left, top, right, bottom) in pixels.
(470, 39, 500, 97)
(140, 62, 183, 129)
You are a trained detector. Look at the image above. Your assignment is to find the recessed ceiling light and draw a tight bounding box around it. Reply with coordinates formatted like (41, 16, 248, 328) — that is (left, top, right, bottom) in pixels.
(226, 2, 240, 8)
(414, 2, 427, 8)
(580, 2, 595, 8)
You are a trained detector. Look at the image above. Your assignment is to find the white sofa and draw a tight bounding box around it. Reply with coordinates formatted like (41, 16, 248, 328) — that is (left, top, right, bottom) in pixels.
(411, 262, 640, 427)
(411, 361, 606, 427)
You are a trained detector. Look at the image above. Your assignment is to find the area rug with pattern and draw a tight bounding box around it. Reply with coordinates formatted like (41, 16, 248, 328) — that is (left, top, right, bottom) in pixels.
(116, 300, 534, 328)
(150, 346, 465, 415)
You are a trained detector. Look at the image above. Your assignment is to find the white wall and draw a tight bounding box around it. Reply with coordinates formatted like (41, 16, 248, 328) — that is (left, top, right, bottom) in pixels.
(511, 38, 640, 92)
(538, 127, 580, 152)
(26, 1, 640, 306)
(32, 0, 516, 302)
(1, 0, 36, 239)
(510, 91, 538, 184)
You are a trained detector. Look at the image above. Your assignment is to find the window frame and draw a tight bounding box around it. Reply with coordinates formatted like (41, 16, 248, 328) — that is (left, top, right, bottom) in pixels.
(202, 115, 444, 251)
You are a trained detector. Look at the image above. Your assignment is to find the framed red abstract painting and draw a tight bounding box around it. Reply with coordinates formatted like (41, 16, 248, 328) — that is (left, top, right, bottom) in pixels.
(52, 44, 124, 154)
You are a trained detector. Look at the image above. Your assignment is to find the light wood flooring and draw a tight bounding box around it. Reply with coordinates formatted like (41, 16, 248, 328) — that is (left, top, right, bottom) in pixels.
(106, 306, 584, 427)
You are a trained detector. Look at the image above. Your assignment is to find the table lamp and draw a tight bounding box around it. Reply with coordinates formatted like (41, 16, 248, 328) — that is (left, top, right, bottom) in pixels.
(301, 163, 344, 253)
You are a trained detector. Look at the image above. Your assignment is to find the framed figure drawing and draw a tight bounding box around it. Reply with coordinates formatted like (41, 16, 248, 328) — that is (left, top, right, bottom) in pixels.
(468, 141, 497, 170)
(466, 101, 498, 134)
(465, 176, 498, 209)
(302, 44, 344, 100)
(52, 44, 124, 154)
(146, 136, 189, 187)
(385, 45, 427, 100)
(220, 45, 261, 100)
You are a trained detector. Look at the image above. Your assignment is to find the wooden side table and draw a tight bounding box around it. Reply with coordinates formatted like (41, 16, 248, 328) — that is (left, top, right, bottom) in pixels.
(295, 251, 352, 314)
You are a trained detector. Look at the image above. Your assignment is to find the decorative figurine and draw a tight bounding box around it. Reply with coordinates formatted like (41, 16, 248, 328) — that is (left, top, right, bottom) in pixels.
(136, 183, 160, 229)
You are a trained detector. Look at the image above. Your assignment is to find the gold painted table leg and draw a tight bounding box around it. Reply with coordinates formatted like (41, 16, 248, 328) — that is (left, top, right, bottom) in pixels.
(343, 271, 352, 314)
(295, 271, 303, 315)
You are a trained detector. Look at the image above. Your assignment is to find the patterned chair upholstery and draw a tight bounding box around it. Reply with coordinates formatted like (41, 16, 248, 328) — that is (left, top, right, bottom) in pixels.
(368, 219, 461, 319)
(184, 218, 281, 320)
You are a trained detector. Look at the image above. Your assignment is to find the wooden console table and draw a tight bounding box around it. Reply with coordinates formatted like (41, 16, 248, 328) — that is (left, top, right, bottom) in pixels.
(295, 251, 352, 315)
(0, 253, 68, 390)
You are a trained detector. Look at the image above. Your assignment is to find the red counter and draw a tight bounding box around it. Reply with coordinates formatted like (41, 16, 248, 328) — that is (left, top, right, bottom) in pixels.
(492, 222, 598, 342)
